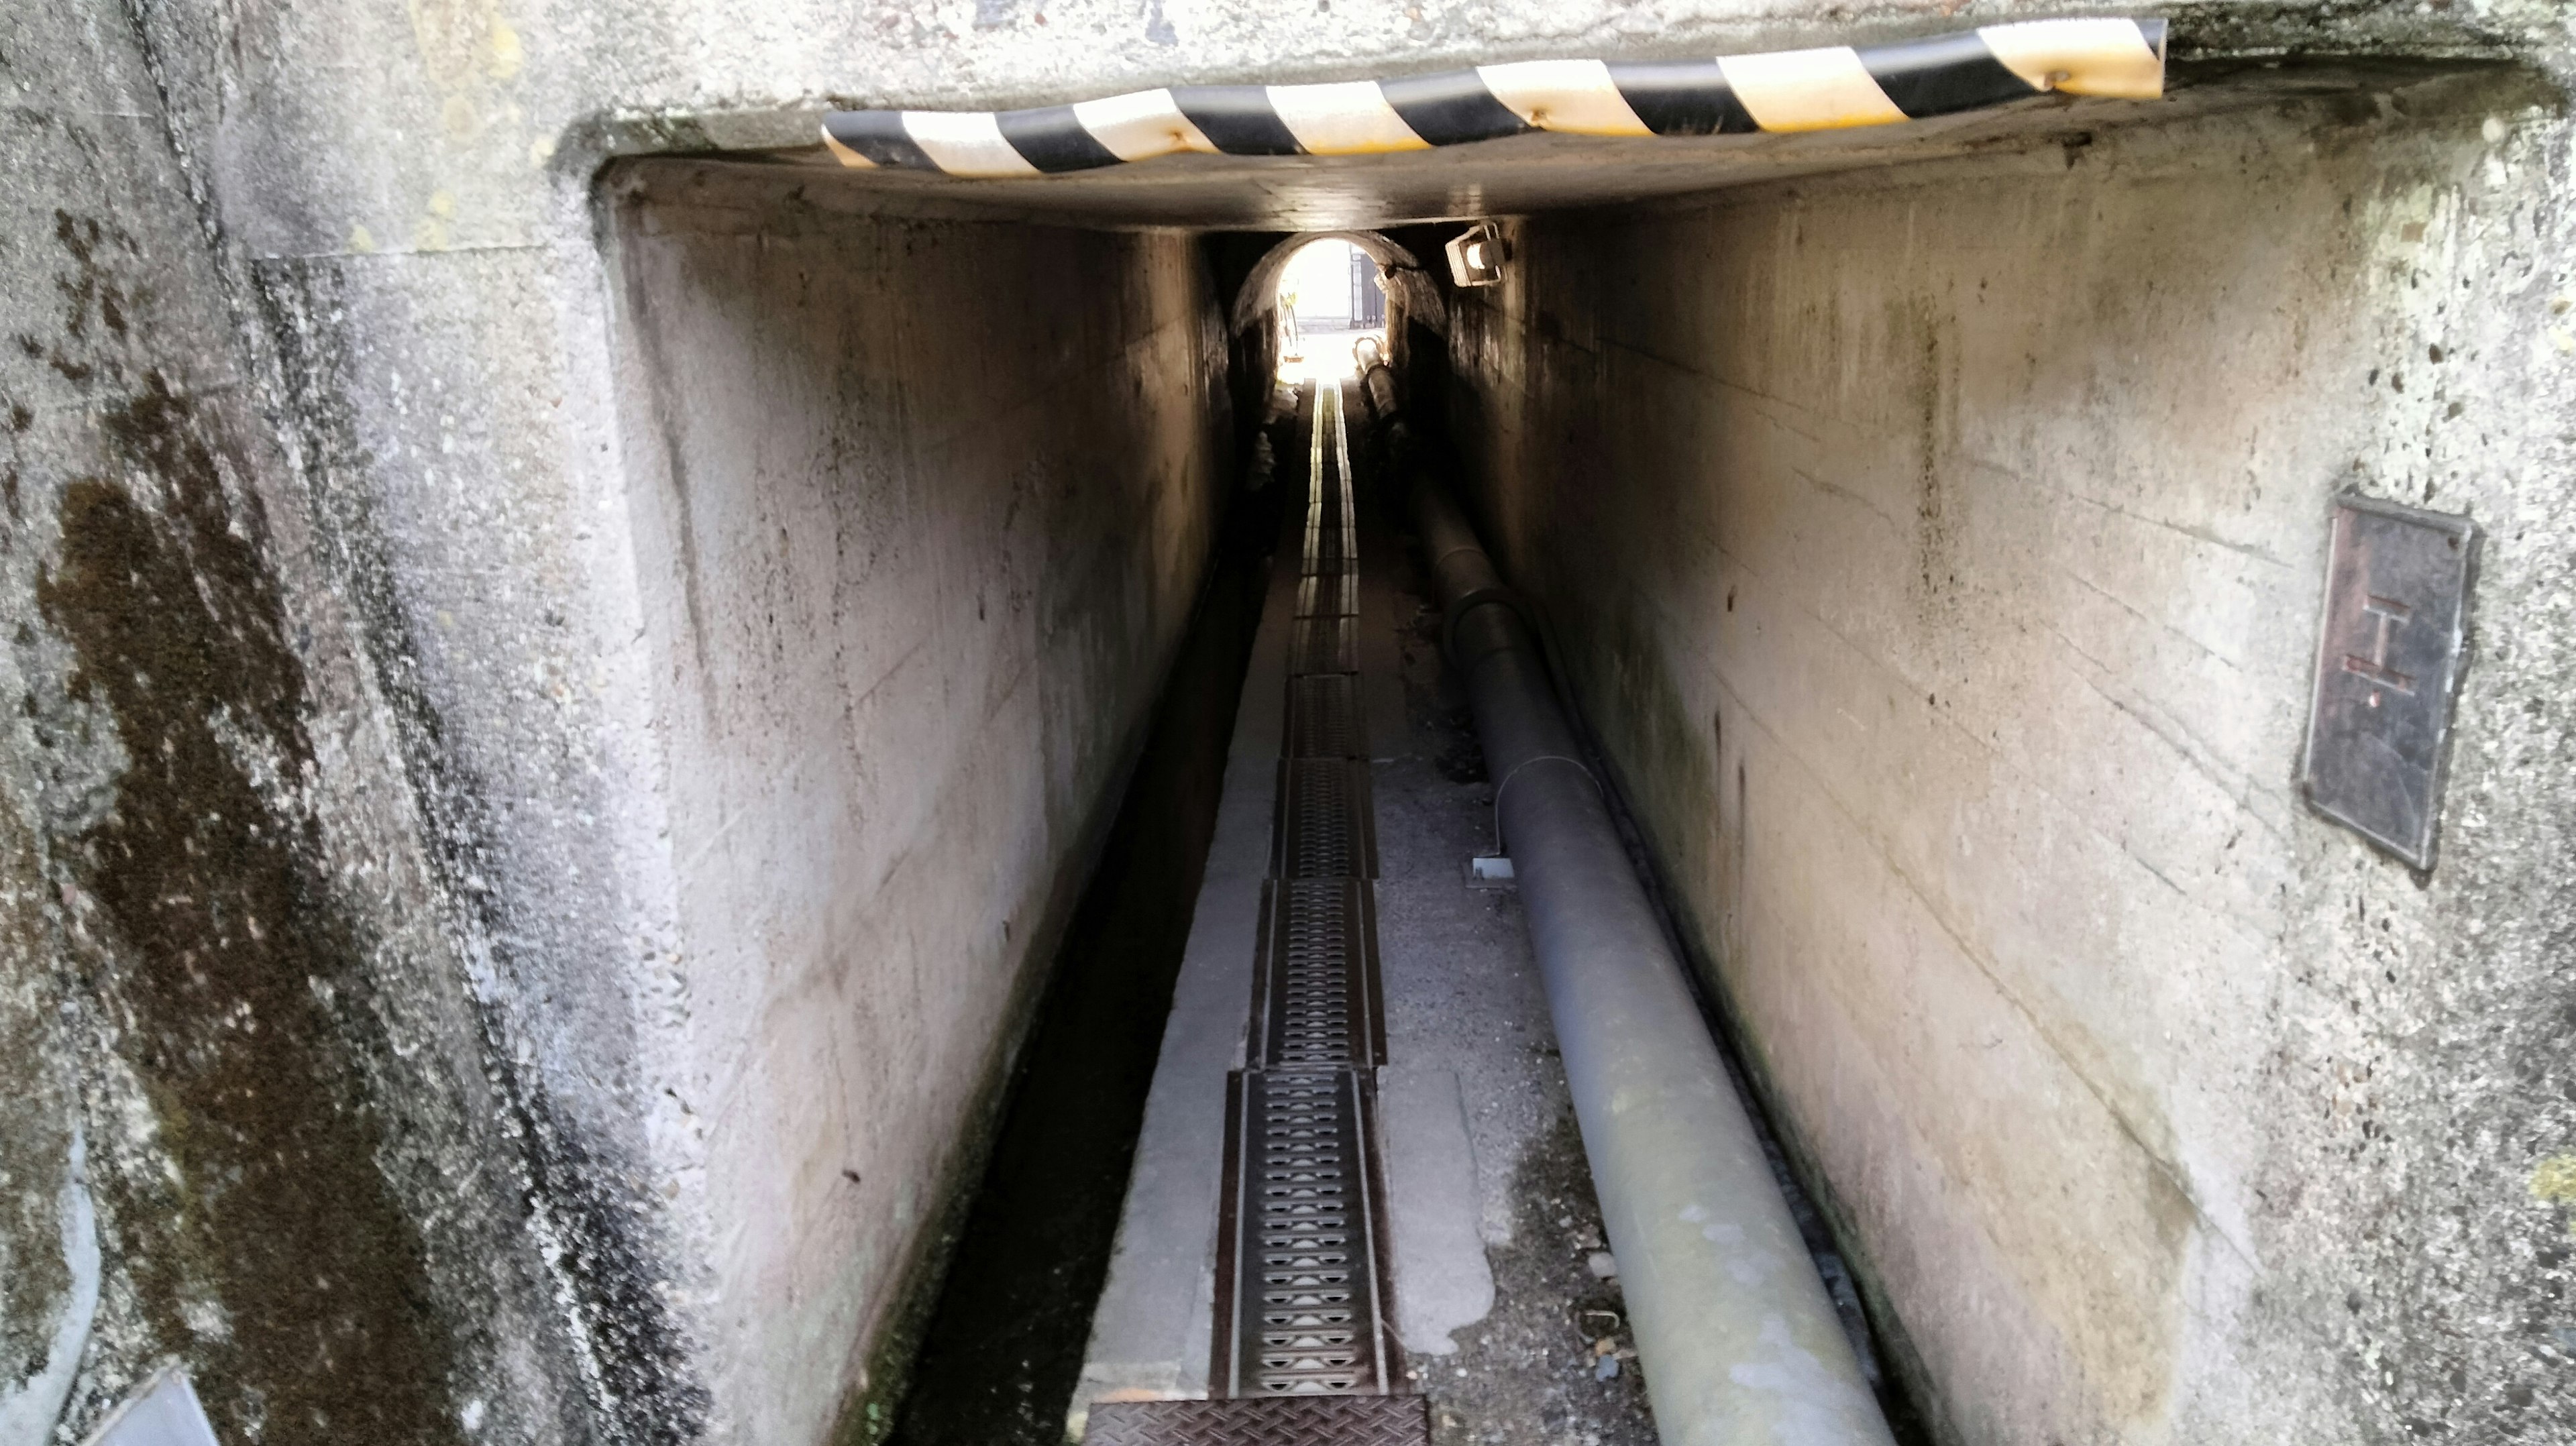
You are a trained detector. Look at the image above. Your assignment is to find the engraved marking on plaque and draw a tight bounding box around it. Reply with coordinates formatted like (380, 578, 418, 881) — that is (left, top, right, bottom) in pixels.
(2341, 595, 2416, 696)
(2301, 495, 2477, 870)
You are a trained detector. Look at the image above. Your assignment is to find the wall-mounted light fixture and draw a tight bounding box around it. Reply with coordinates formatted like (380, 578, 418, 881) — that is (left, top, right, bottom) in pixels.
(1445, 223, 1507, 288)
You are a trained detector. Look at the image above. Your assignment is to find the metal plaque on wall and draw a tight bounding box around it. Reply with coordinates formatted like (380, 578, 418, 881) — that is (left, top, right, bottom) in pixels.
(2301, 494, 2479, 869)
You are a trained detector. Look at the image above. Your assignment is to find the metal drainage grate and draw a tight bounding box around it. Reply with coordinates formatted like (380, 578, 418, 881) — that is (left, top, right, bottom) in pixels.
(1220, 1068, 1391, 1397)
(1254, 879, 1383, 1070)
(1300, 552, 1356, 586)
(1289, 616, 1358, 676)
(1286, 674, 1364, 759)
(1296, 571, 1358, 619)
(1272, 760, 1377, 879)
(1191, 380, 1411, 1436)
(1084, 1394, 1430, 1445)
(1303, 525, 1358, 575)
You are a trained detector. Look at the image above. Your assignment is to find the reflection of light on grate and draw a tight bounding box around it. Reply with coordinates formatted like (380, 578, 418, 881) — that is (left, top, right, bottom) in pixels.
(1301, 527, 1358, 579)
(1286, 675, 1363, 759)
(1274, 761, 1375, 879)
(1305, 480, 1350, 531)
(1295, 571, 1358, 620)
(1301, 383, 1357, 574)
(1288, 616, 1358, 675)
(1259, 879, 1380, 1070)
(1244, 1070, 1381, 1394)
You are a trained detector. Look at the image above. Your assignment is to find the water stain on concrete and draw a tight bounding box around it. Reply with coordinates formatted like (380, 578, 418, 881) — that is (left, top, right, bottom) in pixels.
(0, 812, 74, 1410)
(252, 250, 712, 1446)
(36, 374, 464, 1445)
(1413, 1107, 1657, 1446)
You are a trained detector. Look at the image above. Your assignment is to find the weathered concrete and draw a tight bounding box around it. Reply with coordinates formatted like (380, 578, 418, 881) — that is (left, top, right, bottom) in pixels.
(3, 15, 1229, 1443)
(1, 5, 598, 1444)
(1437, 63, 2576, 1445)
(603, 163, 1231, 1446)
(7, 0, 2575, 1443)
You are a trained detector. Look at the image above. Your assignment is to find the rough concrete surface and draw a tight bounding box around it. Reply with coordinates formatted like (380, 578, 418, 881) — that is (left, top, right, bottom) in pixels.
(5, 7, 1233, 1442)
(5, 0, 2575, 1443)
(603, 164, 1230, 1446)
(1439, 62, 2576, 1446)
(1071, 531, 1292, 1426)
(1, 5, 597, 1445)
(1378, 1067, 1495, 1357)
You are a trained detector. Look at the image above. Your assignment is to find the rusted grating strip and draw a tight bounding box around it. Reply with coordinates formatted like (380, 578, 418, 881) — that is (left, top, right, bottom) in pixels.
(1289, 616, 1358, 675)
(1303, 524, 1358, 575)
(1296, 571, 1359, 618)
(1084, 1394, 1430, 1445)
(1301, 548, 1358, 581)
(1286, 674, 1365, 759)
(1252, 879, 1385, 1070)
(1272, 760, 1377, 879)
(1214, 1068, 1393, 1398)
(1306, 474, 1348, 524)
(1199, 378, 1406, 1425)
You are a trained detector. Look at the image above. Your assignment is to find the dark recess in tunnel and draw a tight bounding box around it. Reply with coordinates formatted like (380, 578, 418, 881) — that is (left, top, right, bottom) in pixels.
(881, 320, 1297, 1445)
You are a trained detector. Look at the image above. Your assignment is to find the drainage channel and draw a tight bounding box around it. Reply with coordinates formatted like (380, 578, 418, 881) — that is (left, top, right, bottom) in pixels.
(1220, 380, 1399, 1402)
(1090, 380, 1424, 1445)
(881, 439, 1275, 1446)
(889, 365, 1919, 1446)
(1069, 371, 1686, 1446)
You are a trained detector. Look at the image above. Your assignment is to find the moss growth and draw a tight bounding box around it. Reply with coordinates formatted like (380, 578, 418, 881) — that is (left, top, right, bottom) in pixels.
(0, 805, 72, 1401)
(38, 374, 462, 1445)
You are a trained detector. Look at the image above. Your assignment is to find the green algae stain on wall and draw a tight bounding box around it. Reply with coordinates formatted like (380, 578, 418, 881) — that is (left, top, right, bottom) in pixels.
(2532, 1153, 2576, 1237)
(36, 374, 462, 1446)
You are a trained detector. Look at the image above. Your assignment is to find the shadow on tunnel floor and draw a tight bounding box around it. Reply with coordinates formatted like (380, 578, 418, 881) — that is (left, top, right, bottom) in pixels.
(883, 449, 1287, 1446)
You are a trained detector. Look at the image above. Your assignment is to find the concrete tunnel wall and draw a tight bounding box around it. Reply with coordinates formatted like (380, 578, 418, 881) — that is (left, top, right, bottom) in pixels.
(600, 161, 1232, 1446)
(2, 6, 619, 1443)
(1436, 64, 2576, 1445)
(2, 0, 1236, 1437)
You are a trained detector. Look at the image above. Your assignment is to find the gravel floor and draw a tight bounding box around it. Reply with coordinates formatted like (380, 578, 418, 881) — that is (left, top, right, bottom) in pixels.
(1366, 481, 1659, 1446)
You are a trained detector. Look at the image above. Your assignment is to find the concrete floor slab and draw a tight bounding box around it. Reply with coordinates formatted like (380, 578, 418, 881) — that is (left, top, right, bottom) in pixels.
(1379, 1067, 1496, 1355)
(1071, 555, 1299, 1429)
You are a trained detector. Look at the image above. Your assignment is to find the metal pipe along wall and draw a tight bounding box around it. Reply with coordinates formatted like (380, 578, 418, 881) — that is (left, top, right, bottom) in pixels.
(1411, 474, 1897, 1446)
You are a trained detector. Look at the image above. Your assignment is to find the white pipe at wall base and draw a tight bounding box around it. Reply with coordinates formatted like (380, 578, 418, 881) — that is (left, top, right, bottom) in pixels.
(1411, 474, 1897, 1446)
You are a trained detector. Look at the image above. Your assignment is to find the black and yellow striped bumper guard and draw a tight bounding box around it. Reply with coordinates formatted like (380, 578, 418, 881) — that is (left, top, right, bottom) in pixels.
(821, 18, 2165, 179)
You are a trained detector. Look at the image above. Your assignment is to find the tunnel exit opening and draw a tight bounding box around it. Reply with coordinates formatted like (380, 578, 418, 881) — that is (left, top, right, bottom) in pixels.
(1269, 237, 1386, 383)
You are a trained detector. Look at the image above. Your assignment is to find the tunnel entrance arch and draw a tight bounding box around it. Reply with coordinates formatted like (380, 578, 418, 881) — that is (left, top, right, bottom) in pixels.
(1228, 229, 1441, 411)
(1229, 230, 1441, 362)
